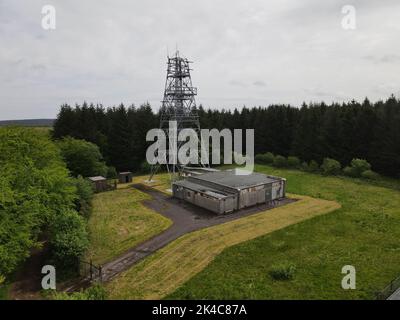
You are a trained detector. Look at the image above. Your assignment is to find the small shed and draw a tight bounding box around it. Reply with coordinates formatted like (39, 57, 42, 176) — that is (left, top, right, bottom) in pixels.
(118, 171, 133, 184)
(88, 176, 108, 192)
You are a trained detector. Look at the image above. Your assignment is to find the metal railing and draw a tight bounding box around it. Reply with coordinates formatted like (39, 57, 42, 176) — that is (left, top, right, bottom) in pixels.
(80, 260, 103, 282)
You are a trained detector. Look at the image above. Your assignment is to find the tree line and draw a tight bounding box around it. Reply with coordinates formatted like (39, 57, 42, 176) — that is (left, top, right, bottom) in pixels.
(0, 127, 93, 281)
(53, 102, 157, 173)
(53, 96, 400, 178)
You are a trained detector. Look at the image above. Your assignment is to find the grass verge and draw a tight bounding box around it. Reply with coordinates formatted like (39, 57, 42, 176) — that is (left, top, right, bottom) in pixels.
(85, 185, 172, 265)
(106, 194, 340, 299)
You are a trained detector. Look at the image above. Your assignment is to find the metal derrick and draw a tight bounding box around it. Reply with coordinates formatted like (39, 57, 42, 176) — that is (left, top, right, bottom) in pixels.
(149, 51, 208, 182)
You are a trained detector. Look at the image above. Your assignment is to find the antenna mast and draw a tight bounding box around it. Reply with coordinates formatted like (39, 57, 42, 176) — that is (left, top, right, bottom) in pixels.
(149, 51, 208, 182)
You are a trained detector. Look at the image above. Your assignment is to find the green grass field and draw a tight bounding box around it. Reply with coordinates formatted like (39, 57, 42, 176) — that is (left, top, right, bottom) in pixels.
(85, 184, 172, 265)
(165, 165, 400, 299)
(107, 194, 339, 299)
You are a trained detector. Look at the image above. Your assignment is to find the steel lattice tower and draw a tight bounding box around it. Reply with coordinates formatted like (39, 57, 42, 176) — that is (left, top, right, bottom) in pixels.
(149, 51, 208, 182)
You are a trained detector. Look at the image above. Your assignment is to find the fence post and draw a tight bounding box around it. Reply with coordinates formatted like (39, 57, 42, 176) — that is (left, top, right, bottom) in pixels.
(90, 259, 93, 280)
(99, 266, 103, 282)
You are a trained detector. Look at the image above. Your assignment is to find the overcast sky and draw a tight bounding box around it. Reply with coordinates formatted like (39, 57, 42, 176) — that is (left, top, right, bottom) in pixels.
(1, 0, 400, 120)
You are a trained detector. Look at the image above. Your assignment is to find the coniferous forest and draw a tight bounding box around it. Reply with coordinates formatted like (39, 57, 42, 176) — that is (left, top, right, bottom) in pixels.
(52, 96, 400, 178)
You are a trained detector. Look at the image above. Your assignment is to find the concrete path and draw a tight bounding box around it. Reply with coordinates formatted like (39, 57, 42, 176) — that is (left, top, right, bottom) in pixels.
(65, 184, 294, 291)
(388, 287, 400, 300)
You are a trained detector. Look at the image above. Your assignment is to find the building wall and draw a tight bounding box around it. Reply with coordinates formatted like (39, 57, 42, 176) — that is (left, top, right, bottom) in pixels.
(193, 192, 221, 213)
(92, 180, 107, 192)
(221, 196, 237, 213)
(239, 185, 266, 209)
(272, 180, 285, 199)
(238, 180, 286, 209)
(173, 177, 286, 214)
(118, 173, 132, 183)
(173, 184, 237, 214)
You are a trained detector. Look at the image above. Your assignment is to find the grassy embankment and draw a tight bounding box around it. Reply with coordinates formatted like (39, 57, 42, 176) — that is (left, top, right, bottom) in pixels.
(85, 183, 172, 265)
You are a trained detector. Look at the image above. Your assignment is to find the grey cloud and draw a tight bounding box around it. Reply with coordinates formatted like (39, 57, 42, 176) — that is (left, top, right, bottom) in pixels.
(30, 64, 46, 71)
(374, 83, 400, 95)
(0, 0, 400, 120)
(364, 55, 400, 64)
(253, 81, 266, 87)
(229, 80, 246, 87)
(303, 88, 348, 101)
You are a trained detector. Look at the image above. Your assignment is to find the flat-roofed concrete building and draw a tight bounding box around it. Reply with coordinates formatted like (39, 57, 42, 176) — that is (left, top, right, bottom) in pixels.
(172, 170, 286, 214)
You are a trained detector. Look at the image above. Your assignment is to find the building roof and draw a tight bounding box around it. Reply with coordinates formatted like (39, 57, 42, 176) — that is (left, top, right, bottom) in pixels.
(119, 171, 132, 175)
(183, 166, 220, 172)
(189, 169, 280, 190)
(173, 179, 235, 199)
(88, 176, 106, 182)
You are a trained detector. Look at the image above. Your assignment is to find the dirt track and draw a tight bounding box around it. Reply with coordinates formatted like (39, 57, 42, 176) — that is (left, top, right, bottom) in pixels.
(65, 184, 294, 291)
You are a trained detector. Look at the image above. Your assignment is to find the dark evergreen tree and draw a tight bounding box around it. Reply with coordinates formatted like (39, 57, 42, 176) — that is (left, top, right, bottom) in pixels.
(107, 104, 132, 171)
(52, 96, 400, 178)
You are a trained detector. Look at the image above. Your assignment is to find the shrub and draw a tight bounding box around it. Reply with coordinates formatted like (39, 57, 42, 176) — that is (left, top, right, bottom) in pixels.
(361, 170, 380, 180)
(57, 137, 107, 177)
(273, 155, 287, 167)
(140, 161, 152, 173)
(321, 158, 341, 175)
(308, 160, 320, 173)
(350, 159, 372, 177)
(106, 166, 118, 179)
(74, 176, 94, 218)
(343, 166, 356, 177)
(85, 283, 107, 299)
(301, 161, 309, 171)
(262, 152, 275, 164)
(269, 262, 296, 280)
(53, 284, 107, 300)
(0, 127, 77, 276)
(255, 154, 266, 164)
(344, 159, 372, 178)
(287, 156, 301, 168)
(255, 152, 275, 164)
(49, 209, 89, 268)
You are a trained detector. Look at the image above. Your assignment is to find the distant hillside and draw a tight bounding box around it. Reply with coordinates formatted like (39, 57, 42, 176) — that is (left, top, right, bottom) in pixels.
(0, 119, 55, 127)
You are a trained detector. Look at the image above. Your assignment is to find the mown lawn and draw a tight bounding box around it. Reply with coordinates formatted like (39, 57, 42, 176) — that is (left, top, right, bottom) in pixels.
(85, 184, 172, 265)
(166, 165, 400, 299)
(107, 194, 339, 299)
